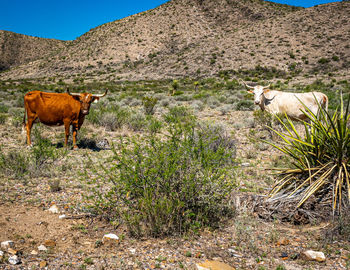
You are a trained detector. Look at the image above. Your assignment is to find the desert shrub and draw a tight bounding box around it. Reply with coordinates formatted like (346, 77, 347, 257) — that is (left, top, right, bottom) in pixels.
(98, 112, 122, 131)
(0, 148, 30, 179)
(9, 107, 24, 127)
(30, 128, 64, 173)
(128, 111, 146, 131)
(86, 111, 236, 237)
(235, 100, 254, 111)
(196, 122, 236, 163)
(191, 100, 205, 111)
(253, 110, 286, 133)
(160, 97, 171, 107)
(163, 105, 195, 126)
(129, 98, 142, 107)
(0, 103, 9, 113)
(0, 129, 65, 179)
(88, 105, 130, 130)
(0, 114, 7, 124)
(219, 104, 233, 115)
(267, 96, 350, 213)
(146, 116, 163, 134)
(142, 96, 158, 115)
(207, 96, 220, 109)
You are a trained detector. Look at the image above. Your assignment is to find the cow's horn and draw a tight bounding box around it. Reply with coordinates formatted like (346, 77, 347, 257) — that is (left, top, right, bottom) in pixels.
(262, 84, 271, 89)
(242, 81, 254, 89)
(66, 89, 81, 96)
(93, 89, 108, 97)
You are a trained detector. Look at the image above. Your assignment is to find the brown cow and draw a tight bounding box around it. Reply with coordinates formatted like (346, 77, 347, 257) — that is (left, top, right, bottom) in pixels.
(23, 89, 107, 149)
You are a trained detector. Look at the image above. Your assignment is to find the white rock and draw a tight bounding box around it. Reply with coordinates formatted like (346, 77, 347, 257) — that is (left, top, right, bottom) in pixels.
(59, 214, 66, 219)
(38, 244, 47, 251)
(129, 248, 136, 254)
(302, 250, 326, 262)
(0, 250, 3, 258)
(102, 233, 119, 245)
(30, 250, 38, 255)
(8, 255, 21, 265)
(228, 248, 242, 258)
(1, 240, 14, 250)
(48, 204, 59, 214)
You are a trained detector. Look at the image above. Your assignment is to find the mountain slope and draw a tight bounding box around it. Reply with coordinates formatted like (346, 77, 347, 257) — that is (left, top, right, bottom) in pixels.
(0, 30, 67, 72)
(1, 0, 349, 81)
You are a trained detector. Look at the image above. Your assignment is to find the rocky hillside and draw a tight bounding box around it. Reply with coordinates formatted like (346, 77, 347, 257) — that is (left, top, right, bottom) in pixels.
(1, 0, 349, 81)
(0, 30, 67, 72)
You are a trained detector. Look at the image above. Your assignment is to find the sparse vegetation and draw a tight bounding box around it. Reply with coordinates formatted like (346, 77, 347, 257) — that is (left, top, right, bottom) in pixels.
(267, 96, 350, 213)
(86, 107, 236, 237)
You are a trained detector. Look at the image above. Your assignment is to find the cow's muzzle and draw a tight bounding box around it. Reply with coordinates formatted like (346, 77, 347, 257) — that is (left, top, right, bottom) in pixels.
(82, 110, 89, 115)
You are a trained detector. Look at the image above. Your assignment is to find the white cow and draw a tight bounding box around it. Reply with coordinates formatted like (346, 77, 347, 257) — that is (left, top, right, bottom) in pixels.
(243, 82, 328, 121)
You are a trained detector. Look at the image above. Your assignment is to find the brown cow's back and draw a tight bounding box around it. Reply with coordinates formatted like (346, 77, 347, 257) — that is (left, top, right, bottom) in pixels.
(24, 91, 80, 126)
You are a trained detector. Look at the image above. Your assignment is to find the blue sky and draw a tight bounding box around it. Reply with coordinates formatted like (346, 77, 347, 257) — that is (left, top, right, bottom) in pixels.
(0, 0, 342, 41)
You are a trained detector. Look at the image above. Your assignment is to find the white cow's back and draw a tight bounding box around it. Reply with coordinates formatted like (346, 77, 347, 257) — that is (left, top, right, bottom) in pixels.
(262, 91, 327, 120)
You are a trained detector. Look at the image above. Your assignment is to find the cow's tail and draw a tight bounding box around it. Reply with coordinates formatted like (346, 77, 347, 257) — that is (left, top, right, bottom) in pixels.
(22, 104, 27, 136)
(321, 94, 328, 112)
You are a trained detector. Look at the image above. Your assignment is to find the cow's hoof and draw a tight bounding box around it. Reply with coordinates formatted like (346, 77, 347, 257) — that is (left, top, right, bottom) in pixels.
(73, 147, 79, 151)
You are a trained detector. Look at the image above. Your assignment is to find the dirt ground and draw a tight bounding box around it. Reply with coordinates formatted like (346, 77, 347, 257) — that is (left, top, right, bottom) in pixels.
(1, 109, 350, 269)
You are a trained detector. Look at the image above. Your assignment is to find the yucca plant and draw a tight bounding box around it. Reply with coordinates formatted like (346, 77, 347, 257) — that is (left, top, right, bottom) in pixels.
(266, 95, 350, 214)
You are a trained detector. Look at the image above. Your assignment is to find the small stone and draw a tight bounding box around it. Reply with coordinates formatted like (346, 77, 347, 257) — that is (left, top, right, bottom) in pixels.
(38, 245, 47, 251)
(280, 252, 288, 259)
(302, 250, 326, 262)
(31, 250, 38, 255)
(8, 248, 17, 255)
(241, 162, 250, 167)
(48, 204, 59, 214)
(129, 248, 136, 254)
(40, 261, 47, 268)
(0, 250, 3, 258)
(277, 238, 290, 246)
(8, 255, 21, 265)
(44, 239, 56, 247)
(59, 214, 66, 219)
(228, 248, 242, 258)
(102, 233, 119, 245)
(196, 260, 235, 270)
(1, 240, 14, 250)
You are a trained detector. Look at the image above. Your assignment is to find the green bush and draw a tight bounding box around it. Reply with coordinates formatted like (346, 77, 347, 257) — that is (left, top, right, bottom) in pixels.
(87, 105, 130, 130)
(267, 96, 350, 213)
(0, 104, 9, 113)
(142, 96, 158, 115)
(31, 128, 61, 170)
(86, 109, 236, 237)
(0, 148, 30, 179)
(128, 111, 146, 131)
(235, 100, 254, 111)
(0, 128, 65, 179)
(0, 113, 7, 124)
(146, 116, 163, 134)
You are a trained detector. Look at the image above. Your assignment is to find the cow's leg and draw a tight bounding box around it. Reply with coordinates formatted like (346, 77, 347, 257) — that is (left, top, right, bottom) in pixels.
(72, 125, 78, 150)
(63, 121, 71, 148)
(26, 115, 37, 146)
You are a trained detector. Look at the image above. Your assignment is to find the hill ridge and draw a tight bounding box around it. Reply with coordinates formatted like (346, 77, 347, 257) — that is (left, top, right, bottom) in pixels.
(1, 0, 349, 81)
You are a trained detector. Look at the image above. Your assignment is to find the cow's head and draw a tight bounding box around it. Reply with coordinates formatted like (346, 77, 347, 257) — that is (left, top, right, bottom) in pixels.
(67, 89, 108, 115)
(242, 82, 270, 105)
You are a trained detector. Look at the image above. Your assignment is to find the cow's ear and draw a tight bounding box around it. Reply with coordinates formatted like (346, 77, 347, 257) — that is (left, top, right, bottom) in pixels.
(263, 89, 270, 94)
(71, 95, 81, 101)
(92, 97, 100, 103)
(248, 90, 253, 94)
